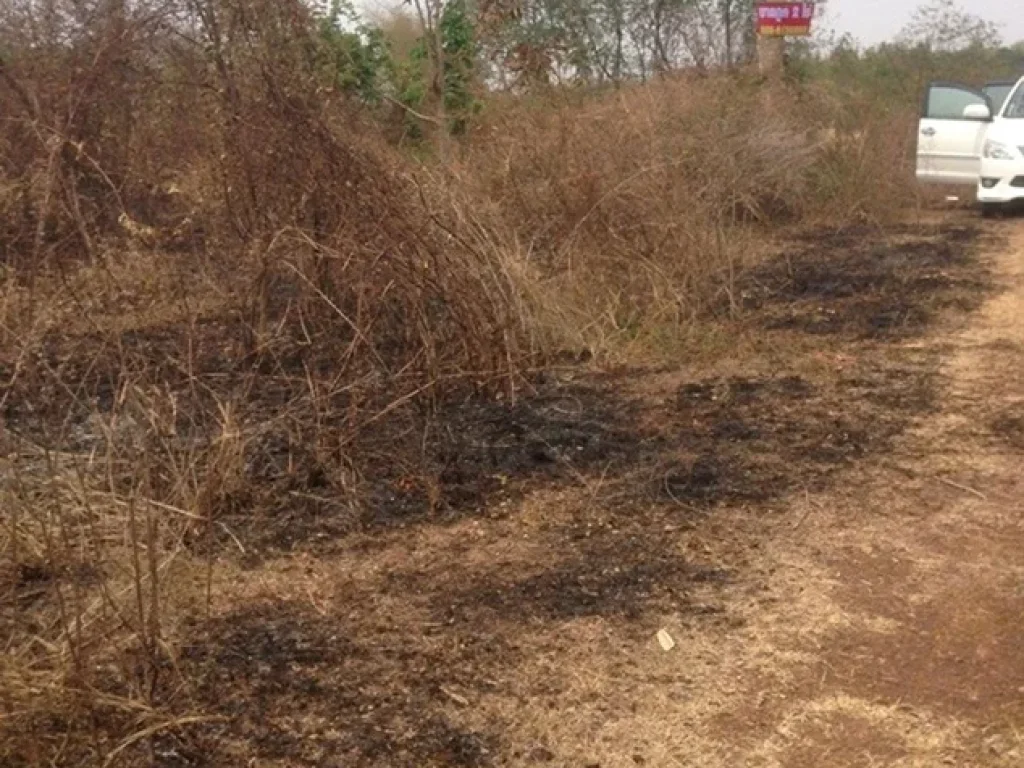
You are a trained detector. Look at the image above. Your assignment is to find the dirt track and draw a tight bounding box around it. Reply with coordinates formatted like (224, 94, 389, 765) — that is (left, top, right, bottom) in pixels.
(706, 217, 1024, 767)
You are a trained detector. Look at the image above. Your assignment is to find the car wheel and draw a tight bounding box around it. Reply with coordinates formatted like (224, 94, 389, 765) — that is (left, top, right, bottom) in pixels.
(980, 203, 1003, 219)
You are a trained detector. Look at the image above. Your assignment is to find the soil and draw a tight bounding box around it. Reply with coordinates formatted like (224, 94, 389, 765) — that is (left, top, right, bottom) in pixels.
(736, 222, 989, 338)
(6, 215, 1024, 767)
(164, 216, 1018, 767)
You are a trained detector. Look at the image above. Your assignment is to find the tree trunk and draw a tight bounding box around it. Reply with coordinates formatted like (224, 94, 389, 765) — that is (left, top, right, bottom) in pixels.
(723, 0, 733, 68)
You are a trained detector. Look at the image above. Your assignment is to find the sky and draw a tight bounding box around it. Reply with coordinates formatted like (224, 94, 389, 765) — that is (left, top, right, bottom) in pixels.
(820, 0, 1024, 47)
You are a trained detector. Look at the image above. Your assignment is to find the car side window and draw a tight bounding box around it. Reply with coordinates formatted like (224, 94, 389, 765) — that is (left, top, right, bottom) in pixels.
(983, 84, 1013, 113)
(925, 85, 988, 120)
(1003, 85, 1024, 119)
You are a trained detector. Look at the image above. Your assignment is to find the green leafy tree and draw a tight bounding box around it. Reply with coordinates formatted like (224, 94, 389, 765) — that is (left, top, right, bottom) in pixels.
(316, 0, 390, 101)
(438, 0, 478, 130)
(400, 0, 479, 137)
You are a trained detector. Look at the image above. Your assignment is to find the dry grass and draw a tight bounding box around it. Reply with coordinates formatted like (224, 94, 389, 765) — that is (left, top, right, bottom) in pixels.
(3, 213, 995, 765)
(0, 2, 536, 760)
(447, 75, 921, 361)
(0, 1, 968, 764)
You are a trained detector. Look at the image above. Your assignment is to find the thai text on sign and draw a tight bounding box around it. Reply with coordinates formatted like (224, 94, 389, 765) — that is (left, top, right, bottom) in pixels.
(755, 2, 815, 37)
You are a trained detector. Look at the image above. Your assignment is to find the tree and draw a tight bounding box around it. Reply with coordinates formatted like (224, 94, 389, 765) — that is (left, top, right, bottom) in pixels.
(476, 0, 759, 88)
(401, 0, 478, 147)
(395, 0, 478, 140)
(898, 0, 1002, 52)
(721, 0, 755, 68)
(316, 0, 390, 102)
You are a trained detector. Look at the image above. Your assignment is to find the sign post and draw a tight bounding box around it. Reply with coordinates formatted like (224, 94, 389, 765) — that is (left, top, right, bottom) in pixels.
(754, 2, 816, 76)
(755, 2, 816, 38)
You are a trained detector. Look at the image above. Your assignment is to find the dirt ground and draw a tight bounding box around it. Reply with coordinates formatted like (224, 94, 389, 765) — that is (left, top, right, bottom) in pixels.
(698, 214, 1024, 768)
(139, 213, 1018, 767)
(5, 213, 1023, 767)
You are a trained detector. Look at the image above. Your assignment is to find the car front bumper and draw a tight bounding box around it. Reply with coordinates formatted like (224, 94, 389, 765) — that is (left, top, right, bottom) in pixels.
(977, 157, 1024, 203)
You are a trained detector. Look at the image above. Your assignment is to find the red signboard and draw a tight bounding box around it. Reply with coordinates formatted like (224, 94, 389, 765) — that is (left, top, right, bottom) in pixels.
(756, 2, 816, 37)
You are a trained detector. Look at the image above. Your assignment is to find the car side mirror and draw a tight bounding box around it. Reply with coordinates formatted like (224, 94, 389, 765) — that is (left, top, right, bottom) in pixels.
(963, 103, 992, 121)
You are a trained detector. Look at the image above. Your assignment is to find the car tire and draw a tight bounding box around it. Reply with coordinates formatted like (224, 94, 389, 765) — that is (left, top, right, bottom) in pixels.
(980, 202, 1003, 219)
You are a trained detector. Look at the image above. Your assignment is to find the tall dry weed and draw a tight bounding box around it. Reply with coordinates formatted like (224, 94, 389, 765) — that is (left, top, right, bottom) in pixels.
(1, 3, 926, 762)
(0, 1, 538, 763)
(447, 75, 916, 359)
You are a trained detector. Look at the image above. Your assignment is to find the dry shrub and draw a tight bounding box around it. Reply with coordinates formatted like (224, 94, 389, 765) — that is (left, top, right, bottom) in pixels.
(0, 0, 191, 266)
(792, 81, 922, 222)
(448, 74, 917, 359)
(0, 2, 538, 764)
(0, 375, 266, 766)
(0, 0, 534, 385)
(0, 2, 926, 762)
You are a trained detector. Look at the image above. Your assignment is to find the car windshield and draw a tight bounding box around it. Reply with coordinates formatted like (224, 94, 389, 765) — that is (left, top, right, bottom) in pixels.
(983, 83, 1014, 113)
(1003, 83, 1024, 118)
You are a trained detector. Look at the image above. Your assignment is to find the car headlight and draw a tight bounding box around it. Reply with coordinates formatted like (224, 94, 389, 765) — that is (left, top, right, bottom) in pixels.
(983, 140, 1016, 160)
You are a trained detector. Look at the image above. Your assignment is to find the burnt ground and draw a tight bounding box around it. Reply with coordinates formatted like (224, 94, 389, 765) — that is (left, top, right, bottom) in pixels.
(175, 602, 504, 767)
(157, 219, 997, 767)
(0, 224, 989, 557)
(1, 218, 1012, 767)
(736, 222, 988, 337)
(990, 409, 1024, 450)
(703, 216, 1024, 768)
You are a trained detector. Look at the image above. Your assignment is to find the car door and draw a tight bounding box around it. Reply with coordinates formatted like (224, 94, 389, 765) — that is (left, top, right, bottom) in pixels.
(917, 82, 991, 184)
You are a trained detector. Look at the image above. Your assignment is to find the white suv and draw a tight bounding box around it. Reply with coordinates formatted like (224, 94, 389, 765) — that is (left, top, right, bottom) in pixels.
(917, 76, 1024, 215)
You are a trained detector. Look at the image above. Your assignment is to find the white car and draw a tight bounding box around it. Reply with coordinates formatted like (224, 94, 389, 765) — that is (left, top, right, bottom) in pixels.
(917, 76, 1024, 215)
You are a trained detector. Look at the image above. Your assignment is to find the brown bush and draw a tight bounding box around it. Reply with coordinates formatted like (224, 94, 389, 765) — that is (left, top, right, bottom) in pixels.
(0, 3, 926, 763)
(0, 3, 538, 763)
(444, 74, 918, 359)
